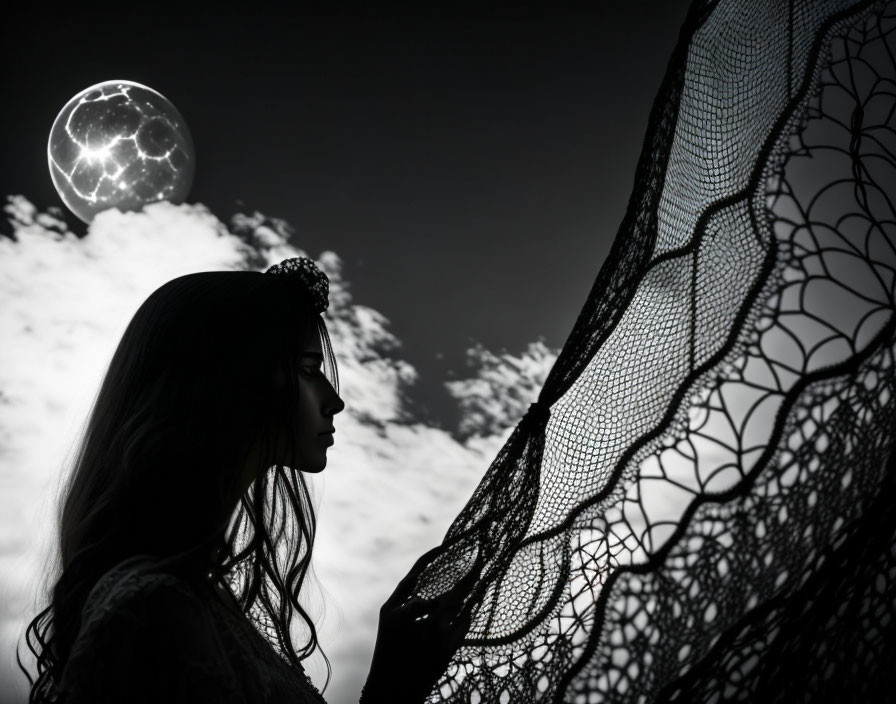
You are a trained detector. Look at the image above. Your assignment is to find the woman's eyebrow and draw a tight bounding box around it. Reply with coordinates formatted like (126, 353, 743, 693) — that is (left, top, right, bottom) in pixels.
(302, 352, 324, 361)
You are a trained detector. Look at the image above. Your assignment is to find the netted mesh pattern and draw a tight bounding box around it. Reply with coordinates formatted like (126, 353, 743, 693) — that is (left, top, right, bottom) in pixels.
(412, 1, 896, 701)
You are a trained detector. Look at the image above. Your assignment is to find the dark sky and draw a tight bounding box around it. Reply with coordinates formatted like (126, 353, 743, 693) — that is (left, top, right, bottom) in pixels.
(2, 4, 691, 429)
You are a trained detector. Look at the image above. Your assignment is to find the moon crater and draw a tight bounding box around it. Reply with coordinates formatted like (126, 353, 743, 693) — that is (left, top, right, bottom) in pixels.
(48, 80, 195, 224)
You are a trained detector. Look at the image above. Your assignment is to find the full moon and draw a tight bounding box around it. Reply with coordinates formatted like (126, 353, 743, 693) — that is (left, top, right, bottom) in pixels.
(48, 80, 195, 224)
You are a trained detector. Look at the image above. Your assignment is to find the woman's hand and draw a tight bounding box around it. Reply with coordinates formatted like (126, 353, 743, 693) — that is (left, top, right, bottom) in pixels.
(361, 549, 479, 704)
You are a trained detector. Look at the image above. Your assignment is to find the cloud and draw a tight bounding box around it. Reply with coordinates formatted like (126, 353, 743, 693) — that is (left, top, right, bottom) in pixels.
(0, 196, 528, 704)
(445, 340, 559, 439)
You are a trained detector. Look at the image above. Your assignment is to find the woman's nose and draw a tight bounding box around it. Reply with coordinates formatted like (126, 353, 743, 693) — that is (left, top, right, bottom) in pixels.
(327, 390, 345, 416)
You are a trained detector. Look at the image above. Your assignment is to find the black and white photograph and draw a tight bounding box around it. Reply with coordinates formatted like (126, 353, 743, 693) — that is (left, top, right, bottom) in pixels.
(2, 2, 894, 703)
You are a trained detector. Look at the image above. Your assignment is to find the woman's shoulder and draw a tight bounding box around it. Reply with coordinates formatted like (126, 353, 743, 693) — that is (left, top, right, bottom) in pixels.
(81, 555, 207, 629)
(62, 558, 241, 703)
(73, 555, 225, 672)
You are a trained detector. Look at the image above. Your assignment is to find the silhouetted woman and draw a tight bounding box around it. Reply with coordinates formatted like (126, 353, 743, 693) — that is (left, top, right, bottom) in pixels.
(20, 257, 472, 703)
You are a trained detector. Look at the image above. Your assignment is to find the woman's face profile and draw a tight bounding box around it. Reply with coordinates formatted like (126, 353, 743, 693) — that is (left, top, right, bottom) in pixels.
(239, 320, 344, 493)
(292, 322, 344, 473)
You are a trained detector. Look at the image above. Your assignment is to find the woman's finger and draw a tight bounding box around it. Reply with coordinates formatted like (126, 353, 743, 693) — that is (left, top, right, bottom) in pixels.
(436, 608, 472, 656)
(400, 596, 436, 617)
(433, 563, 482, 615)
(383, 546, 445, 607)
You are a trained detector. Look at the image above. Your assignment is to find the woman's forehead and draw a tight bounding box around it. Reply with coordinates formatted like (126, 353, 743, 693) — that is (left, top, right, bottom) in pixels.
(302, 319, 323, 355)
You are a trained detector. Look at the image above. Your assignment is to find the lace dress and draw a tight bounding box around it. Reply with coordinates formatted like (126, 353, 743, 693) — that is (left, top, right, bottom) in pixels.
(58, 559, 328, 703)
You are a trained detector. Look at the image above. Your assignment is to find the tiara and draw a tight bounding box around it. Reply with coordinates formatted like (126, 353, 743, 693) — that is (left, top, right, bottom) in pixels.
(264, 257, 330, 312)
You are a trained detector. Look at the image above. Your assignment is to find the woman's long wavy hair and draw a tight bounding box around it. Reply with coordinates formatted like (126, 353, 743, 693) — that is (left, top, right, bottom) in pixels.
(18, 268, 340, 701)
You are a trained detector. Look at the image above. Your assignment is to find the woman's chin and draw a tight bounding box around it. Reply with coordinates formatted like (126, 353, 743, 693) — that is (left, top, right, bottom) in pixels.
(298, 453, 328, 474)
(300, 464, 327, 474)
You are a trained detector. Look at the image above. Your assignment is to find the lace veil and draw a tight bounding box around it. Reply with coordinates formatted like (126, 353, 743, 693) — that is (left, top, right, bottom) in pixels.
(411, 1, 896, 701)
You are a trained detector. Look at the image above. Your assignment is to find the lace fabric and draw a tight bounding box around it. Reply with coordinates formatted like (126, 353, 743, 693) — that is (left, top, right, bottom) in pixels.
(59, 559, 326, 704)
(410, 0, 896, 702)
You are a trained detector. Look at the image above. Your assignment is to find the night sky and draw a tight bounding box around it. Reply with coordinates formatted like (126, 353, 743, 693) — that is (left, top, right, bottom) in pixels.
(2, 3, 691, 429)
